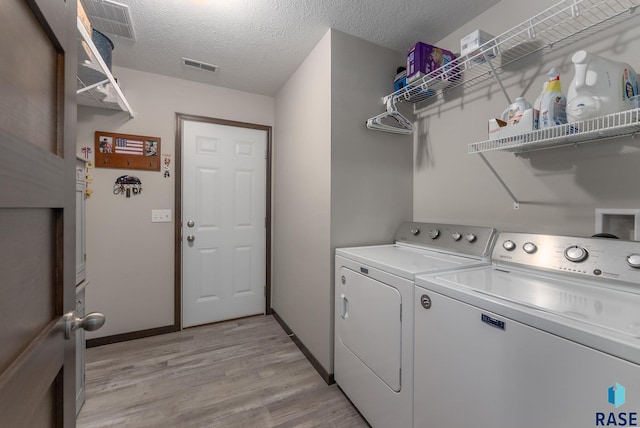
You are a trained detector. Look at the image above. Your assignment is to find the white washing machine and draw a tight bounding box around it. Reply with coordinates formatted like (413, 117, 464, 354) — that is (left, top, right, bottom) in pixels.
(334, 222, 496, 428)
(414, 232, 640, 428)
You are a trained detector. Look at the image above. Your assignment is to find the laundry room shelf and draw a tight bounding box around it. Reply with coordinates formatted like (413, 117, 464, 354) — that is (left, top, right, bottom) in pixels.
(378, 0, 639, 109)
(76, 17, 134, 118)
(469, 108, 640, 154)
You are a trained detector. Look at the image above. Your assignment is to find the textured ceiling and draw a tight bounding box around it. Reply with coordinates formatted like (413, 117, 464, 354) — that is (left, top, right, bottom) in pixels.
(86, 0, 501, 96)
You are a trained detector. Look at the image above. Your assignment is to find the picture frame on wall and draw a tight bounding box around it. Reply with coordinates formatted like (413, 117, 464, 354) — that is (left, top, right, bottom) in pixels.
(95, 131, 161, 171)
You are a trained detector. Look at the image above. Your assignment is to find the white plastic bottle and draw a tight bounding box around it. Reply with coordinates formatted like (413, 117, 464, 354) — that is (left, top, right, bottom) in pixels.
(501, 97, 532, 126)
(539, 68, 567, 129)
(533, 80, 547, 130)
(567, 50, 639, 122)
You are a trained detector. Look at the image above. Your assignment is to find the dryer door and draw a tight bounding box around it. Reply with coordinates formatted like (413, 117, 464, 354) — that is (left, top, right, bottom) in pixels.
(337, 267, 402, 391)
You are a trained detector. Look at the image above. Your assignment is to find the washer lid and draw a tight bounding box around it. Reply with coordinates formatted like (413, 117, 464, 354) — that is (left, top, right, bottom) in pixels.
(417, 267, 640, 339)
(336, 244, 486, 280)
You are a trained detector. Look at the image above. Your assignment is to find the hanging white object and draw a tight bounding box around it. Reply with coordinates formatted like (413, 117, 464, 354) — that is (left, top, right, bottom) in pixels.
(366, 97, 414, 135)
(566, 50, 639, 122)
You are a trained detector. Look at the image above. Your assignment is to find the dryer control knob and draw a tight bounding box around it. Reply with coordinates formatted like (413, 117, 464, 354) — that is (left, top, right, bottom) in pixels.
(429, 228, 440, 239)
(627, 254, 640, 268)
(465, 233, 477, 243)
(420, 294, 432, 310)
(523, 242, 538, 254)
(452, 232, 462, 241)
(410, 228, 420, 236)
(564, 246, 588, 262)
(503, 240, 516, 251)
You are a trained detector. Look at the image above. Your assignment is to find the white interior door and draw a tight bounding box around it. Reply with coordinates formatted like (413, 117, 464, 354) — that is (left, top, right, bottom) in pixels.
(182, 119, 267, 328)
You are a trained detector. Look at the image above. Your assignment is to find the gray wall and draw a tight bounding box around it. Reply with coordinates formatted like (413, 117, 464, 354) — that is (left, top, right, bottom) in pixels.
(413, 0, 640, 236)
(272, 31, 333, 372)
(272, 29, 412, 374)
(77, 67, 274, 339)
(330, 30, 414, 250)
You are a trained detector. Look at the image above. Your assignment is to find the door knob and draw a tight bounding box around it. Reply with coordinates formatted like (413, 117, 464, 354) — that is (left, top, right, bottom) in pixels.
(187, 235, 195, 242)
(63, 311, 105, 339)
(187, 220, 195, 228)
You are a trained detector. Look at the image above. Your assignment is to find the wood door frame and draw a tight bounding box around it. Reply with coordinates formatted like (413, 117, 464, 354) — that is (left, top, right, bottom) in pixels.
(174, 113, 272, 329)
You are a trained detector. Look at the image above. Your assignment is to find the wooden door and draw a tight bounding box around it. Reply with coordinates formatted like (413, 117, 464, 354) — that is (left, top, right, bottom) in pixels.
(180, 117, 269, 327)
(0, 0, 78, 426)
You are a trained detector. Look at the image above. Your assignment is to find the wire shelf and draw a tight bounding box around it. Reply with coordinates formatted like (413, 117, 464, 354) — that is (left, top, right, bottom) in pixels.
(385, 0, 639, 106)
(468, 108, 640, 153)
(76, 17, 134, 117)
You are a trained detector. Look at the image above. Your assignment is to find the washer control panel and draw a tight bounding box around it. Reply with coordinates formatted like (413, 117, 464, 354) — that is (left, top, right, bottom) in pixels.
(493, 232, 640, 284)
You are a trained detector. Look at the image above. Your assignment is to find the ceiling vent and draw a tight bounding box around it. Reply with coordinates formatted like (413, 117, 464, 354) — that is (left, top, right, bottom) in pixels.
(80, 0, 136, 40)
(182, 57, 219, 74)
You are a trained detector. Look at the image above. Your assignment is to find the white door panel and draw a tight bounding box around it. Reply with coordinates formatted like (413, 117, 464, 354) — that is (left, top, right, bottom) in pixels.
(183, 120, 267, 327)
(337, 267, 402, 392)
(197, 168, 220, 227)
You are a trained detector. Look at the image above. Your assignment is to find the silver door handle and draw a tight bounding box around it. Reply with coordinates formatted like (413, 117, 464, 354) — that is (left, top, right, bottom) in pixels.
(63, 311, 105, 339)
(341, 294, 349, 319)
(186, 235, 195, 242)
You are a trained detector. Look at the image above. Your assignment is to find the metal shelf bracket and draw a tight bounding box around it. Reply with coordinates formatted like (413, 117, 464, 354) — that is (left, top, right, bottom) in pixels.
(478, 152, 520, 209)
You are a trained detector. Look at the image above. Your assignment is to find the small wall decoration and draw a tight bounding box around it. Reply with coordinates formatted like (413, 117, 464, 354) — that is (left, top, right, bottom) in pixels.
(114, 175, 142, 198)
(95, 131, 161, 171)
(86, 162, 94, 198)
(162, 153, 172, 178)
(81, 146, 92, 159)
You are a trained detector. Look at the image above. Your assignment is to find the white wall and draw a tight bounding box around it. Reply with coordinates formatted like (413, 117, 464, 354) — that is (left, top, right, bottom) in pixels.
(77, 67, 274, 338)
(272, 29, 412, 374)
(330, 30, 413, 250)
(272, 31, 333, 370)
(329, 30, 413, 370)
(413, 0, 640, 236)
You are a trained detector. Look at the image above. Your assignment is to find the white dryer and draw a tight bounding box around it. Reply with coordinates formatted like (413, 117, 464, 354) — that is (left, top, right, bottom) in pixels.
(334, 222, 496, 428)
(414, 232, 640, 428)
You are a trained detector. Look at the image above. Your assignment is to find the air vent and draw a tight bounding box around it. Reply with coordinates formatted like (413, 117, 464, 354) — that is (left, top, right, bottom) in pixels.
(80, 0, 135, 40)
(182, 57, 219, 74)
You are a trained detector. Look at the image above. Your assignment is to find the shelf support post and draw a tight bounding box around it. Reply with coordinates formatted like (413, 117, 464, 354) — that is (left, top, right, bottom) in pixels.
(76, 78, 110, 94)
(477, 153, 520, 209)
(484, 53, 511, 104)
(571, 0, 581, 18)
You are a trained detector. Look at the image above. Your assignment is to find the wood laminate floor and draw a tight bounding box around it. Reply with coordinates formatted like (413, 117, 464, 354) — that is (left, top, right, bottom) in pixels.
(77, 315, 369, 428)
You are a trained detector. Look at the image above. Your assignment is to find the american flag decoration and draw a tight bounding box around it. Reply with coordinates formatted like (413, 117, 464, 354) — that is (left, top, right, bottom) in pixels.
(95, 132, 161, 171)
(114, 138, 143, 155)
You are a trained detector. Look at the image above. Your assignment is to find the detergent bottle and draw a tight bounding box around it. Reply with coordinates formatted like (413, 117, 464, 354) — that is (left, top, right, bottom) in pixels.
(566, 50, 639, 122)
(538, 67, 567, 129)
(533, 79, 547, 129)
(501, 97, 532, 126)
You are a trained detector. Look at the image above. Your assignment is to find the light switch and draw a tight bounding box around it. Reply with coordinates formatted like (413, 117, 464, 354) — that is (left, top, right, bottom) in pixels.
(151, 209, 172, 223)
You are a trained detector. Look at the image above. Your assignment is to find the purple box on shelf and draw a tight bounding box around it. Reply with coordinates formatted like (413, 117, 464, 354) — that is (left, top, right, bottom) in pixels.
(406, 42, 456, 86)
